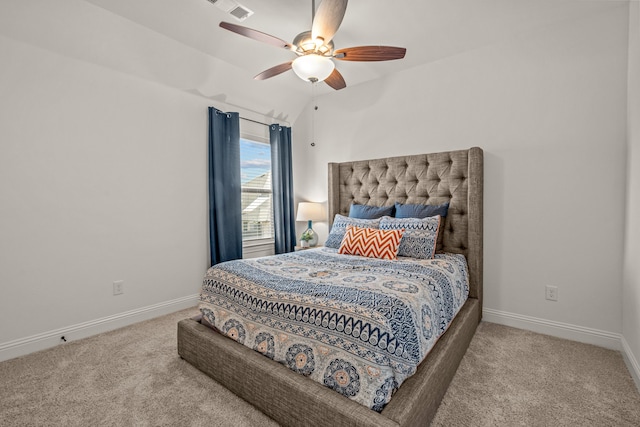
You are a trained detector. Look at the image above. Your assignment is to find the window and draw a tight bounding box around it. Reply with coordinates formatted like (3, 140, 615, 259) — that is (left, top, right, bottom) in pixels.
(240, 138, 273, 242)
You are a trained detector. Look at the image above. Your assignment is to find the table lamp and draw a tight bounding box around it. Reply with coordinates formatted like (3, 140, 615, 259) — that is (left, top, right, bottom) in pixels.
(296, 202, 324, 247)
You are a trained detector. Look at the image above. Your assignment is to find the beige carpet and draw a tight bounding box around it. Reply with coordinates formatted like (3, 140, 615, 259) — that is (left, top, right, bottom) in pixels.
(1, 308, 639, 426)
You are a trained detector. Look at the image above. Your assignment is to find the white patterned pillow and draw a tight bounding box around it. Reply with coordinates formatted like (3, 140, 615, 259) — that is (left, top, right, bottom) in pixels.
(379, 215, 441, 259)
(325, 214, 381, 249)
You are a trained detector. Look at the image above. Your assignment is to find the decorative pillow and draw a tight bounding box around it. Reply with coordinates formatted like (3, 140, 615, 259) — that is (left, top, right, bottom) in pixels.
(394, 202, 449, 219)
(379, 215, 441, 259)
(349, 203, 394, 219)
(338, 225, 404, 260)
(325, 214, 381, 249)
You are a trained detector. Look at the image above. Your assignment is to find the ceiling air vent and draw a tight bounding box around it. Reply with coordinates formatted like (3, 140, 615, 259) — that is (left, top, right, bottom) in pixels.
(229, 5, 253, 21)
(205, 0, 254, 22)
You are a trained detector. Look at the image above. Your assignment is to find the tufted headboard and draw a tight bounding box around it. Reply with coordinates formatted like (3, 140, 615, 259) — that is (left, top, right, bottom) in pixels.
(327, 147, 483, 312)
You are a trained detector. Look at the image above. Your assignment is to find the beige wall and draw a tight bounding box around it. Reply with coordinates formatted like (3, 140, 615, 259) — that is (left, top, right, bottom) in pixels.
(0, 35, 212, 350)
(623, 1, 640, 387)
(293, 5, 629, 339)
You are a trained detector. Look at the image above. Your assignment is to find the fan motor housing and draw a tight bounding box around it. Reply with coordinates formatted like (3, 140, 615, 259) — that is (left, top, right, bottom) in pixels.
(292, 31, 334, 56)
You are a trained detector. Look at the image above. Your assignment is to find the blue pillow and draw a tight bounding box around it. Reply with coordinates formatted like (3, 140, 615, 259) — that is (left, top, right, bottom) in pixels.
(394, 202, 449, 219)
(379, 215, 441, 259)
(325, 214, 381, 249)
(349, 204, 394, 219)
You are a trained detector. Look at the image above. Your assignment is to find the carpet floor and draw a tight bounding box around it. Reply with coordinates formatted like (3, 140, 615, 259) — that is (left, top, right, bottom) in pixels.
(1, 308, 639, 426)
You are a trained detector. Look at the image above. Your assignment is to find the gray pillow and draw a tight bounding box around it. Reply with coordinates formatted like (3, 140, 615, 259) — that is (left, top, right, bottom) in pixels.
(325, 214, 381, 249)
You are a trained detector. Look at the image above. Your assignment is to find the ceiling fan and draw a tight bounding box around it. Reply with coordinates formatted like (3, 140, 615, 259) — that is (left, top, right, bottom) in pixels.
(218, 0, 406, 90)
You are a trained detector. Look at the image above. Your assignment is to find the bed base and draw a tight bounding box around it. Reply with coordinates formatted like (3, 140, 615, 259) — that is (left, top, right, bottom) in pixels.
(178, 298, 479, 427)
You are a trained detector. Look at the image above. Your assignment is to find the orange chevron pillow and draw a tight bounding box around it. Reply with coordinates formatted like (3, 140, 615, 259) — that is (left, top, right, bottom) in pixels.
(338, 225, 405, 260)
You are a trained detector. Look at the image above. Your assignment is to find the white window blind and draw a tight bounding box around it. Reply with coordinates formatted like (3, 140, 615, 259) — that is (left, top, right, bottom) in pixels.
(240, 138, 274, 241)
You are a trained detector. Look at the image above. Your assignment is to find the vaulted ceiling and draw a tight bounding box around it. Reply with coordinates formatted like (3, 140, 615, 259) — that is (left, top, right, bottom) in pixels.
(0, 0, 624, 122)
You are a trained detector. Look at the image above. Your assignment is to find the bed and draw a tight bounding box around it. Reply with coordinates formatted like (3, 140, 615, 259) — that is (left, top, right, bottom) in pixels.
(178, 147, 483, 426)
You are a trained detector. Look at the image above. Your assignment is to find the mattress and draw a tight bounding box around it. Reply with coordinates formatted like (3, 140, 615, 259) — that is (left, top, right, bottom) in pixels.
(198, 247, 469, 411)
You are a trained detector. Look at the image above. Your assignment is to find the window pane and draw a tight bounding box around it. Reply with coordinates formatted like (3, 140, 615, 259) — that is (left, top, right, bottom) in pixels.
(240, 138, 273, 241)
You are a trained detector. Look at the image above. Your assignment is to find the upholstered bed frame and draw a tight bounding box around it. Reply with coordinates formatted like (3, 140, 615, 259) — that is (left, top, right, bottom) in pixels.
(178, 147, 484, 426)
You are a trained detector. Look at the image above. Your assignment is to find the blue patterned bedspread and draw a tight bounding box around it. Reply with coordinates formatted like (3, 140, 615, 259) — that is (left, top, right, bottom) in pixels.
(199, 248, 469, 411)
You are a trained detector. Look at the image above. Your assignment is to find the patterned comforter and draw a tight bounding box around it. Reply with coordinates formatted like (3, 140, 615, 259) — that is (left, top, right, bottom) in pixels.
(198, 247, 469, 411)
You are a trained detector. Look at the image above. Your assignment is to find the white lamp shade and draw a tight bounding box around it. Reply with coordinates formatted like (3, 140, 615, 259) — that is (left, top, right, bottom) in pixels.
(292, 54, 335, 82)
(296, 202, 325, 222)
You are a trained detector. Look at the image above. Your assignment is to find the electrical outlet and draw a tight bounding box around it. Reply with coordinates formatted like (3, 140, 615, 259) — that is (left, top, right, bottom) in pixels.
(113, 280, 124, 296)
(545, 285, 558, 301)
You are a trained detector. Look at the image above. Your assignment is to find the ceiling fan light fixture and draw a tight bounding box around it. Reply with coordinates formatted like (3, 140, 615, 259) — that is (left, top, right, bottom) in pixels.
(292, 54, 335, 83)
(219, 0, 406, 91)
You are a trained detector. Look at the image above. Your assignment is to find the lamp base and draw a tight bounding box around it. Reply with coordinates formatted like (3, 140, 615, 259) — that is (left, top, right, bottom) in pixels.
(300, 227, 318, 247)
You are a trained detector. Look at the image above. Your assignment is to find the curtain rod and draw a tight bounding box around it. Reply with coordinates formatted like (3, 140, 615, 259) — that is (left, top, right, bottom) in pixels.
(240, 116, 273, 127)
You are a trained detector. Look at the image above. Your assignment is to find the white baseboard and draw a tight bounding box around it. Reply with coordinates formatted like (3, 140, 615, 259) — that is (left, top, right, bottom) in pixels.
(0, 294, 199, 363)
(621, 336, 640, 392)
(482, 308, 621, 350)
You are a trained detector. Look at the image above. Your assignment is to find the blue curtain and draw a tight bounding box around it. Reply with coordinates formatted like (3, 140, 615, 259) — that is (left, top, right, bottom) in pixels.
(208, 107, 242, 266)
(270, 124, 296, 254)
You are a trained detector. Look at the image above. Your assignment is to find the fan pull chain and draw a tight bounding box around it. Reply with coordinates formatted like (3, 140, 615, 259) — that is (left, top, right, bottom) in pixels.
(310, 81, 317, 147)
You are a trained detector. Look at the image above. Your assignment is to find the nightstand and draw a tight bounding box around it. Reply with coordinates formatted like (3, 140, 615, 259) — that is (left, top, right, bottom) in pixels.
(295, 245, 323, 251)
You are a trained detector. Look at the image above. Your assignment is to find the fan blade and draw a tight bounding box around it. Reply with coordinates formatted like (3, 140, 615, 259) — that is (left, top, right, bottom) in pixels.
(311, 0, 348, 43)
(324, 68, 346, 90)
(220, 22, 293, 50)
(334, 46, 406, 62)
(254, 61, 293, 81)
